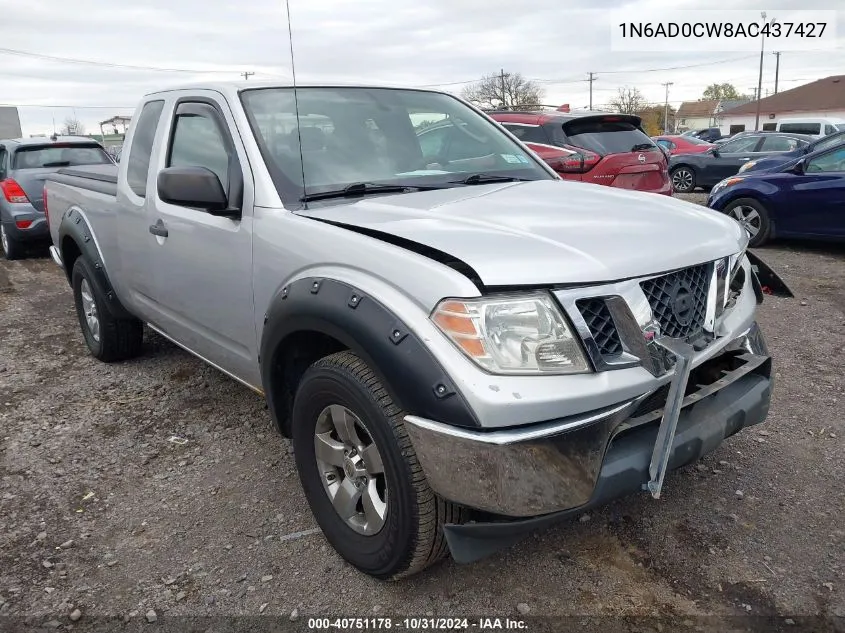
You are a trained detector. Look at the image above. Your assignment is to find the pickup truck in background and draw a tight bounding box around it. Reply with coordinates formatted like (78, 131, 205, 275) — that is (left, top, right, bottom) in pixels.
(45, 82, 778, 579)
(0, 136, 112, 260)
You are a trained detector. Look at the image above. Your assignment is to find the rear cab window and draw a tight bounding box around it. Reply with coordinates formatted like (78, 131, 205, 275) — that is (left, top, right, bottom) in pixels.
(126, 100, 165, 197)
(12, 144, 111, 169)
(551, 117, 657, 155)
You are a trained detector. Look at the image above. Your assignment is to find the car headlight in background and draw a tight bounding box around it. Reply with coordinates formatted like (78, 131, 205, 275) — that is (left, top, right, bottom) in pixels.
(738, 160, 758, 173)
(431, 294, 590, 375)
(711, 176, 745, 195)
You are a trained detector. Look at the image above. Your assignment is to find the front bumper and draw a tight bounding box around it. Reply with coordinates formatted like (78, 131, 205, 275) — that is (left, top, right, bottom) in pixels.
(404, 323, 771, 519)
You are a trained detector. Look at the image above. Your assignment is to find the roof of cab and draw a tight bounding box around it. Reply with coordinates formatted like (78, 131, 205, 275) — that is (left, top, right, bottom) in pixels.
(143, 81, 447, 99)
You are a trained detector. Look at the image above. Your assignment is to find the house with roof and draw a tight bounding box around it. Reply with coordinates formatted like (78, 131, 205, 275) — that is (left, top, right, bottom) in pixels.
(718, 75, 845, 134)
(675, 99, 720, 132)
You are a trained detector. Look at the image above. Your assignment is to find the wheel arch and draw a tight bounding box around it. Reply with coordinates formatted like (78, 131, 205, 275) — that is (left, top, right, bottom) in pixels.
(57, 208, 134, 320)
(260, 277, 480, 438)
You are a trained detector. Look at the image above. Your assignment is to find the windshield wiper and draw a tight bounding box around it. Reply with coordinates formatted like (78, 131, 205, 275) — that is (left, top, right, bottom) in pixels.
(41, 161, 71, 167)
(631, 143, 656, 152)
(301, 182, 433, 202)
(452, 173, 529, 185)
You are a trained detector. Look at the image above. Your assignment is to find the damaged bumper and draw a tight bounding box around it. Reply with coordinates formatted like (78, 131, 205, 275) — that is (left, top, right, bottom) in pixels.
(403, 323, 772, 558)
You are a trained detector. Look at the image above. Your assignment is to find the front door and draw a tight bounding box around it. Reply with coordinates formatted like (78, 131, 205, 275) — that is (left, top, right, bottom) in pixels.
(708, 135, 762, 183)
(147, 94, 258, 385)
(777, 147, 845, 238)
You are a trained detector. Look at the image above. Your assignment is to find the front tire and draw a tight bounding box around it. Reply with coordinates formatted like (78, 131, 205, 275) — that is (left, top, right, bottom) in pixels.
(71, 258, 144, 362)
(1, 224, 24, 260)
(291, 351, 466, 579)
(723, 197, 772, 247)
(671, 166, 696, 193)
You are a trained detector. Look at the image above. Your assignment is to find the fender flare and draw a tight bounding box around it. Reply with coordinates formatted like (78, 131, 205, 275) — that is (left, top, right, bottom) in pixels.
(57, 208, 135, 320)
(259, 277, 480, 435)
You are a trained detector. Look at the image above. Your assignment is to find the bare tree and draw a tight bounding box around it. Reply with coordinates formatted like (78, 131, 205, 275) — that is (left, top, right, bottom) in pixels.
(461, 71, 545, 109)
(608, 87, 647, 114)
(60, 117, 85, 136)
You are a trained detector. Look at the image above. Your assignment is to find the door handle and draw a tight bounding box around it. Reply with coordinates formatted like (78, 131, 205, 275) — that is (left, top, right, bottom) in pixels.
(740, 157, 750, 161)
(149, 220, 168, 238)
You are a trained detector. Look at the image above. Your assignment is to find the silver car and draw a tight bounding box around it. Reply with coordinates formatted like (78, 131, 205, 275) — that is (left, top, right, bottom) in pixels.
(0, 136, 113, 259)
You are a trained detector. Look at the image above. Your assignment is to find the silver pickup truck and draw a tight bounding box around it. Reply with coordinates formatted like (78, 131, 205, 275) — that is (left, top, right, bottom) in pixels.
(44, 82, 779, 579)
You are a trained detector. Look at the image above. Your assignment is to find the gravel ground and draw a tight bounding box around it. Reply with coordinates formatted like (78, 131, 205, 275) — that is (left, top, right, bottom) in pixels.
(1, 195, 843, 632)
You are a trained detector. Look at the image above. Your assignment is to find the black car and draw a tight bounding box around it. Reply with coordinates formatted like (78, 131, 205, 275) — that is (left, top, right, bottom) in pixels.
(669, 132, 814, 193)
(683, 127, 723, 143)
(737, 129, 845, 174)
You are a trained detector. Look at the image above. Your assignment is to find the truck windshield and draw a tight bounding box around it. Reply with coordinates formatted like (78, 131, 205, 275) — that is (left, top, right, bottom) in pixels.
(240, 87, 553, 204)
(13, 144, 111, 169)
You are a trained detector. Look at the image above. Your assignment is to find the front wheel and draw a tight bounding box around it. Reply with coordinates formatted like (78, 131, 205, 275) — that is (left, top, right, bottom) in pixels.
(291, 351, 466, 579)
(671, 166, 696, 193)
(723, 197, 772, 247)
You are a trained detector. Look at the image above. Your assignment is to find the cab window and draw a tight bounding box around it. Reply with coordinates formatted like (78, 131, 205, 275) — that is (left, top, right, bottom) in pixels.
(168, 109, 230, 190)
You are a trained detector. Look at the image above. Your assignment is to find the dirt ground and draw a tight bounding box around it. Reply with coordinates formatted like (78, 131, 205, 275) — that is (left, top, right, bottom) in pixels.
(1, 195, 843, 632)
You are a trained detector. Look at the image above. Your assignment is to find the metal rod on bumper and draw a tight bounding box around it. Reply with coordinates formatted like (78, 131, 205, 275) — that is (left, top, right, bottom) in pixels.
(644, 338, 696, 499)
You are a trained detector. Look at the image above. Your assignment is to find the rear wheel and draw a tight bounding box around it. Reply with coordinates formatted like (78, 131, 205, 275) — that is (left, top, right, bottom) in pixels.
(291, 351, 466, 579)
(1, 225, 24, 260)
(71, 257, 144, 362)
(723, 197, 772, 247)
(671, 166, 696, 193)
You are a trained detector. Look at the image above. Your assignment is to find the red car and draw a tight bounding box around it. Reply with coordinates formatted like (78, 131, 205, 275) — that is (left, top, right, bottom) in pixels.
(653, 135, 715, 155)
(489, 111, 672, 195)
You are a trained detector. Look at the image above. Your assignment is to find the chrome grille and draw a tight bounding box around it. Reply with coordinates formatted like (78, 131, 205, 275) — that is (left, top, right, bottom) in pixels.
(576, 298, 623, 356)
(640, 264, 711, 340)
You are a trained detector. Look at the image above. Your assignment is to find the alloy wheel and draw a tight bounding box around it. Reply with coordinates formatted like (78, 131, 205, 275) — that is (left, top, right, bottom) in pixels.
(729, 205, 761, 238)
(314, 404, 387, 535)
(79, 278, 101, 343)
(672, 169, 694, 192)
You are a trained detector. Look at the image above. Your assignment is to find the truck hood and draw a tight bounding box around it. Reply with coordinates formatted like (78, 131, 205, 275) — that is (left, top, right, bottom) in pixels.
(298, 180, 746, 287)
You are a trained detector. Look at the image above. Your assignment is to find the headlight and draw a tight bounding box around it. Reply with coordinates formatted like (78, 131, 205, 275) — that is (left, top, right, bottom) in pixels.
(431, 294, 590, 375)
(712, 176, 745, 195)
(716, 250, 748, 317)
(738, 160, 758, 173)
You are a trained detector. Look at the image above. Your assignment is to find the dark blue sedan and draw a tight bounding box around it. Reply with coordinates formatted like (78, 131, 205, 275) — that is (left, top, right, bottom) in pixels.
(737, 130, 845, 175)
(708, 144, 845, 246)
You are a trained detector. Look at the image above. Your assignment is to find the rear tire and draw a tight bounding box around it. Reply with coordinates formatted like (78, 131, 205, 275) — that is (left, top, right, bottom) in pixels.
(671, 166, 696, 193)
(1, 225, 24, 260)
(291, 350, 467, 580)
(723, 197, 772, 247)
(71, 258, 144, 362)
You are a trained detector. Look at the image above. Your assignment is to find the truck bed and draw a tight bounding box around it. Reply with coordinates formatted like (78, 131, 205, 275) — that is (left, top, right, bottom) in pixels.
(49, 164, 118, 197)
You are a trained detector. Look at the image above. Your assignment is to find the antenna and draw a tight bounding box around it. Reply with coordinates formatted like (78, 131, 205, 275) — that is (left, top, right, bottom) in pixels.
(285, 0, 307, 207)
(240, 71, 255, 81)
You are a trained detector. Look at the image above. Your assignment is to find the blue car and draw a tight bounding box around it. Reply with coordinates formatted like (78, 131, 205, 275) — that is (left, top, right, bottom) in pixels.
(708, 144, 845, 246)
(737, 129, 845, 175)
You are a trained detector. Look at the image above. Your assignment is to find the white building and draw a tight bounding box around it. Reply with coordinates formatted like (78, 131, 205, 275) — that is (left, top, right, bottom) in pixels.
(719, 75, 845, 134)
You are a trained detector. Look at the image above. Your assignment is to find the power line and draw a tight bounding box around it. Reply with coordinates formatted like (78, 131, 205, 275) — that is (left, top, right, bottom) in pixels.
(0, 102, 134, 109)
(0, 46, 278, 75)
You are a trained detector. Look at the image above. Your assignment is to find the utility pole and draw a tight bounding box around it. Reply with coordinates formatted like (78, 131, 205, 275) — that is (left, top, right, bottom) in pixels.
(241, 71, 255, 81)
(754, 12, 775, 131)
(661, 81, 673, 133)
(749, 87, 758, 101)
(588, 72, 597, 110)
(500, 68, 508, 108)
(773, 51, 781, 93)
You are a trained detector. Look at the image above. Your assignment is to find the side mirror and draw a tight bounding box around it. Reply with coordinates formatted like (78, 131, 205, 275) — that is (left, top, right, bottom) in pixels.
(157, 166, 232, 215)
(710, 148, 720, 157)
(790, 159, 805, 174)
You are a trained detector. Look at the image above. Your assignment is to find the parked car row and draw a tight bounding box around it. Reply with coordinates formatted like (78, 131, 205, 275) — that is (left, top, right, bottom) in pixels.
(707, 132, 845, 246)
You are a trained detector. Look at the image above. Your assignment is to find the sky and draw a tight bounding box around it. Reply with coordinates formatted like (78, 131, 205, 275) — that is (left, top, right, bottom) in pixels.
(1, 0, 843, 137)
